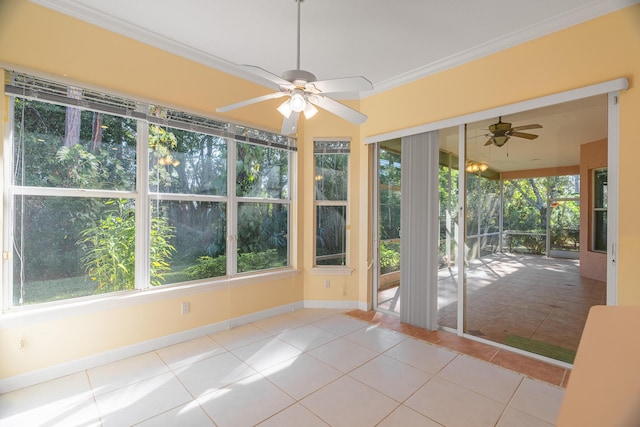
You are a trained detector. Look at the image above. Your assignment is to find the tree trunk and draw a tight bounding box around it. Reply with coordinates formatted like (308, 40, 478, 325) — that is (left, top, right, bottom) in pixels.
(64, 86, 82, 147)
(91, 112, 103, 152)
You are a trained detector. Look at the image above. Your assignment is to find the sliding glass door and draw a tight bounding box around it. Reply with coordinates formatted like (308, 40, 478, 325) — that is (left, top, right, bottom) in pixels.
(375, 140, 402, 314)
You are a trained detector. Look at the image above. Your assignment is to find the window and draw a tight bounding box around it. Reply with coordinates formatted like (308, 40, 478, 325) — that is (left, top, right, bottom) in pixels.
(4, 71, 295, 309)
(593, 168, 607, 252)
(149, 124, 228, 284)
(314, 140, 349, 266)
(235, 142, 290, 273)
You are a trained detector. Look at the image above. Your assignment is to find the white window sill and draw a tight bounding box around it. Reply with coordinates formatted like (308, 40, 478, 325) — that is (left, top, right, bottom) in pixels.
(0, 268, 300, 329)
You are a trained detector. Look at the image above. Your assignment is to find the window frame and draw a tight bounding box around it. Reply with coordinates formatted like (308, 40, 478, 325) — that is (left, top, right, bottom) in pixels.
(313, 139, 350, 268)
(2, 71, 296, 312)
(592, 167, 608, 253)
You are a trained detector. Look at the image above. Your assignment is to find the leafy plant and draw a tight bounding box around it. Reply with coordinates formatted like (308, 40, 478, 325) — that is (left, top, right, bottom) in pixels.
(186, 249, 285, 279)
(380, 243, 400, 274)
(79, 199, 175, 292)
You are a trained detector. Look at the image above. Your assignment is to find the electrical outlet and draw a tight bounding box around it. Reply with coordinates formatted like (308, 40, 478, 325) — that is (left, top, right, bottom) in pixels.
(19, 338, 25, 350)
(324, 279, 330, 288)
(181, 301, 190, 315)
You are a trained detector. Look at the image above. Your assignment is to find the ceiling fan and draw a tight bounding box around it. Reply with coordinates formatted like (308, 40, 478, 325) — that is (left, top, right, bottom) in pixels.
(216, 0, 372, 135)
(484, 117, 543, 147)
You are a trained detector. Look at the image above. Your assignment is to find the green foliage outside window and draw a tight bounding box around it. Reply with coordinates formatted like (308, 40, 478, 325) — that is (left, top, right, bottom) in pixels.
(79, 199, 175, 292)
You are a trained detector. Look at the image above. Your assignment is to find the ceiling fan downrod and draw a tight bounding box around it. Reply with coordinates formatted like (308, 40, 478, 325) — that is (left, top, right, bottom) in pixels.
(296, 0, 304, 71)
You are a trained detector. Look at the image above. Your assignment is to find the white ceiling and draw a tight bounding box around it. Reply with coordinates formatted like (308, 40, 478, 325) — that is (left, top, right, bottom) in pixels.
(33, 0, 636, 95)
(32, 0, 630, 172)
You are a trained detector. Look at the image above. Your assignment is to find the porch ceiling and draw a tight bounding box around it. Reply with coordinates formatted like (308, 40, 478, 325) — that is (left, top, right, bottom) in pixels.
(439, 94, 608, 173)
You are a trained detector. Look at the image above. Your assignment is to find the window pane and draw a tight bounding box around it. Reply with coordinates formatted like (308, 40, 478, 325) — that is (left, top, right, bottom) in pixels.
(236, 143, 288, 198)
(13, 98, 137, 190)
(149, 125, 227, 195)
(380, 149, 401, 240)
(594, 211, 607, 251)
(12, 196, 135, 305)
(315, 153, 348, 201)
(152, 200, 227, 283)
(594, 169, 607, 209)
(316, 205, 346, 266)
(237, 203, 288, 273)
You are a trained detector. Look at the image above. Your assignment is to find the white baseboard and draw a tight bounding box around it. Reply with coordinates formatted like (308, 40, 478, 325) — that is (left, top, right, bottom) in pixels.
(228, 301, 303, 328)
(303, 300, 362, 310)
(0, 301, 303, 394)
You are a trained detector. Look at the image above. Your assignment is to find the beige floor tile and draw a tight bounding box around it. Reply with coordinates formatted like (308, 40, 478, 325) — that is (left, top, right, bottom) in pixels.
(509, 378, 565, 425)
(230, 337, 302, 372)
(308, 337, 379, 373)
(378, 405, 442, 427)
(383, 337, 457, 374)
(301, 376, 398, 427)
(197, 373, 295, 426)
(95, 372, 192, 427)
(277, 324, 339, 351)
(157, 336, 227, 370)
(88, 351, 170, 396)
(135, 401, 215, 426)
(343, 324, 407, 352)
(405, 377, 505, 427)
(437, 355, 523, 403)
(262, 353, 342, 400)
(496, 407, 553, 427)
(174, 351, 256, 397)
(210, 323, 272, 350)
(349, 354, 431, 402)
(313, 315, 370, 336)
(257, 403, 329, 427)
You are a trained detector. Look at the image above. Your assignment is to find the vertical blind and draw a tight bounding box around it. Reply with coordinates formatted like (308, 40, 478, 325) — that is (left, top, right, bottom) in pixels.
(399, 131, 439, 330)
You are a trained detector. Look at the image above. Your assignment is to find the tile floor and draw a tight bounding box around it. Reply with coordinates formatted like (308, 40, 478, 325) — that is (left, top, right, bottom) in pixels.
(379, 253, 606, 353)
(0, 308, 565, 426)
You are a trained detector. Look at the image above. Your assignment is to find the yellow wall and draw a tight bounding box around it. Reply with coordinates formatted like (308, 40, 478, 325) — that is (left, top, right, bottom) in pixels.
(1, 0, 640, 383)
(0, 0, 306, 380)
(362, 4, 640, 304)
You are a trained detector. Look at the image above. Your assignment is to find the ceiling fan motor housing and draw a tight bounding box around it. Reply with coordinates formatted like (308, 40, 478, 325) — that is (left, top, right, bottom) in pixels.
(282, 69, 317, 87)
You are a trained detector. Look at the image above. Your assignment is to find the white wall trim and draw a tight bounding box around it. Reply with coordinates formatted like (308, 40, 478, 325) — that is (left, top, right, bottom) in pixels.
(364, 78, 629, 144)
(0, 301, 302, 394)
(310, 267, 354, 276)
(228, 301, 303, 328)
(303, 300, 361, 310)
(607, 92, 620, 305)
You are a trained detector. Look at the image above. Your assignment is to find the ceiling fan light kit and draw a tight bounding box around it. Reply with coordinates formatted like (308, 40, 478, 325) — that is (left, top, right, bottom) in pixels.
(216, 0, 372, 135)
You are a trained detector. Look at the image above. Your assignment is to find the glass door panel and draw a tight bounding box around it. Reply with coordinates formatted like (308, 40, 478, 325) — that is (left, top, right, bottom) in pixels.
(437, 128, 461, 330)
(376, 140, 401, 314)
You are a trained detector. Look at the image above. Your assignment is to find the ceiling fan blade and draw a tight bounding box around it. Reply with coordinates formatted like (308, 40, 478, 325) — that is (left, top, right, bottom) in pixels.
(309, 76, 373, 94)
(242, 65, 293, 88)
(281, 111, 300, 135)
(511, 124, 542, 131)
(511, 132, 539, 140)
(484, 138, 494, 146)
(216, 92, 286, 113)
(309, 96, 368, 124)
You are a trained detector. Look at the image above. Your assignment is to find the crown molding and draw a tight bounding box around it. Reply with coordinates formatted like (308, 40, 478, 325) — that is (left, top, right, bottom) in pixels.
(30, 0, 273, 90)
(370, 0, 639, 96)
(32, 0, 639, 99)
